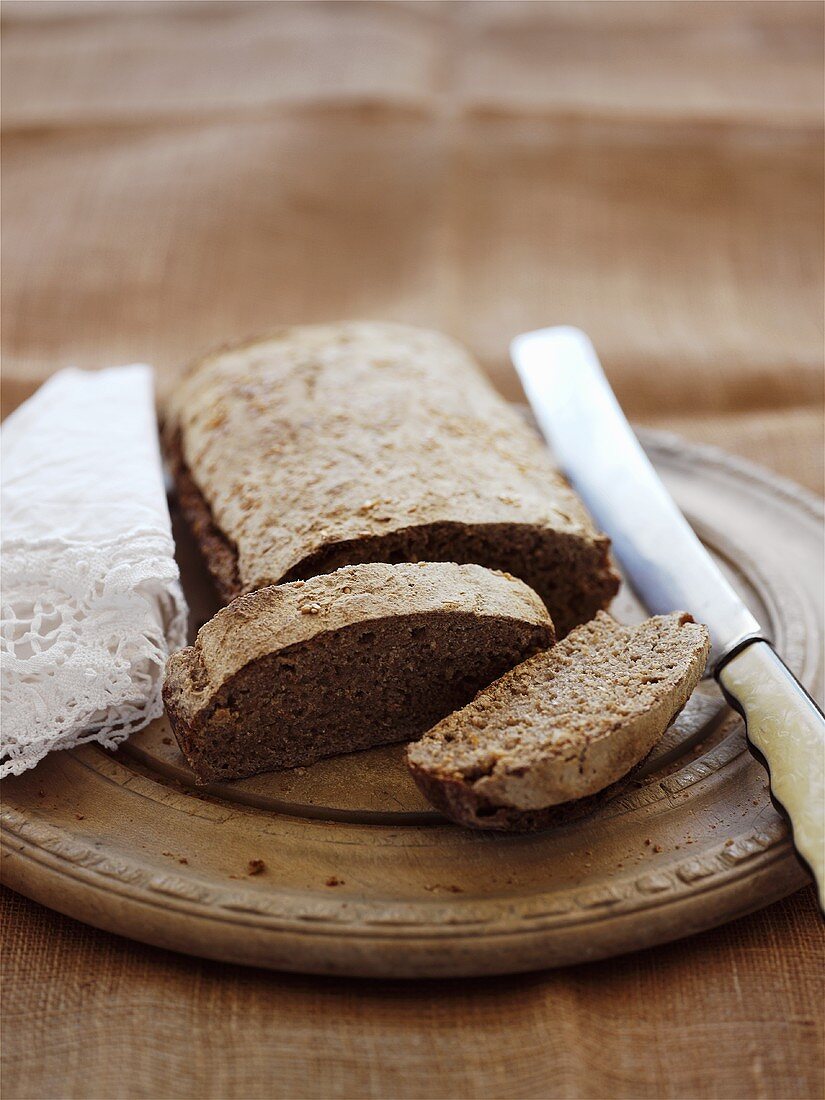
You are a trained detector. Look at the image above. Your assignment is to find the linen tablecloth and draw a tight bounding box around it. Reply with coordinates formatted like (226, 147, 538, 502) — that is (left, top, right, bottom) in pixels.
(1, 3, 822, 1098)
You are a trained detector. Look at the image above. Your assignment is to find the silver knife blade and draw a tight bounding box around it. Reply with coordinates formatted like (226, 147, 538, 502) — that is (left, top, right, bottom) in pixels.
(511, 326, 761, 665)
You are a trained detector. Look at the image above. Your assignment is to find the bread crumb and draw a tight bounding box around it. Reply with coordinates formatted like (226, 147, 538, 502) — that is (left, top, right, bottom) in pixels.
(162, 737, 173, 745)
(247, 859, 266, 875)
(300, 603, 321, 615)
(178, 858, 189, 865)
(75, 813, 85, 821)
(325, 876, 344, 887)
(653, 844, 663, 853)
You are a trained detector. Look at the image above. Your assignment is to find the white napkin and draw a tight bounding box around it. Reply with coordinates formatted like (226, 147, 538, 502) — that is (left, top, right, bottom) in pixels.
(1, 365, 188, 776)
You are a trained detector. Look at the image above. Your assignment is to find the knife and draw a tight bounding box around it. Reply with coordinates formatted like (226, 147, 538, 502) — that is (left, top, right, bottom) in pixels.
(512, 326, 824, 905)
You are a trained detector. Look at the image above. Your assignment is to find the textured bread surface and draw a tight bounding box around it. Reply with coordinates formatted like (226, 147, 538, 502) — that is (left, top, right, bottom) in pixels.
(163, 562, 554, 782)
(166, 322, 618, 636)
(407, 611, 710, 831)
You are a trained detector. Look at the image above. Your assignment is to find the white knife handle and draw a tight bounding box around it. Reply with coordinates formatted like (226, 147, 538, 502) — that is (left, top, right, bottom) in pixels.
(718, 641, 825, 907)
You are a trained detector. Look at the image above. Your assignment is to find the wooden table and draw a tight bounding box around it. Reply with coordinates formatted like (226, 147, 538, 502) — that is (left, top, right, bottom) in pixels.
(2, 3, 822, 1097)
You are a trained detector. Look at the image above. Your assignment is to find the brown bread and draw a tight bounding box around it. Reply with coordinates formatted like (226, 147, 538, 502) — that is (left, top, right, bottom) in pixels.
(163, 562, 554, 783)
(407, 611, 710, 831)
(166, 322, 618, 636)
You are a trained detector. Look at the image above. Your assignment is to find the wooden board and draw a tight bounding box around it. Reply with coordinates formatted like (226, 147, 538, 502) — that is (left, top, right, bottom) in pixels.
(1, 431, 820, 977)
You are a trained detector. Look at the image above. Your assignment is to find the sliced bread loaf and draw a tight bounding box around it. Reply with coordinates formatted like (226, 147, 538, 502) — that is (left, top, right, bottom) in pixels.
(166, 322, 618, 636)
(163, 562, 554, 783)
(407, 611, 710, 831)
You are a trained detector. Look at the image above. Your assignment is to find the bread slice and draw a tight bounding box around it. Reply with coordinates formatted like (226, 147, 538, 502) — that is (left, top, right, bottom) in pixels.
(163, 562, 554, 783)
(407, 611, 710, 831)
(165, 322, 618, 636)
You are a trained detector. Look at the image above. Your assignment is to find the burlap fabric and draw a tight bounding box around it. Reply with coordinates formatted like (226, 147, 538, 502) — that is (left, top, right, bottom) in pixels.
(2, 3, 822, 1097)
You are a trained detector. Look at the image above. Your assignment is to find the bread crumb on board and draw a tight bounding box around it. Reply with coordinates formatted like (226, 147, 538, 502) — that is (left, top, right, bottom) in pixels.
(248, 859, 266, 875)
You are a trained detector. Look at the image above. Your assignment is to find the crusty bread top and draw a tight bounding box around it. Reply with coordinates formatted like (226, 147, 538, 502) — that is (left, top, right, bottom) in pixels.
(165, 562, 553, 725)
(167, 322, 606, 594)
(407, 611, 710, 809)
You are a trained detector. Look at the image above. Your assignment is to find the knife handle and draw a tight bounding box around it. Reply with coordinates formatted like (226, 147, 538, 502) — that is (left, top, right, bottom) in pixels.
(717, 640, 825, 908)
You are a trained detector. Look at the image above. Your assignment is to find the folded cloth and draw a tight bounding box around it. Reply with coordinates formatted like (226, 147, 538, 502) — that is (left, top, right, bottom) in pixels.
(1, 365, 188, 777)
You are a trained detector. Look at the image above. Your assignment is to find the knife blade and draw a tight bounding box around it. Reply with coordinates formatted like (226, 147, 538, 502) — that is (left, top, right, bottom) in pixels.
(512, 325, 824, 904)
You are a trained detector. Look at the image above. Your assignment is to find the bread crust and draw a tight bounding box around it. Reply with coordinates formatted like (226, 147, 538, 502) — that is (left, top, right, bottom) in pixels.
(408, 752, 654, 833)
(167, 428, 240, 602)
(407, 611, 710, 830)
(165, 322, 619, 636)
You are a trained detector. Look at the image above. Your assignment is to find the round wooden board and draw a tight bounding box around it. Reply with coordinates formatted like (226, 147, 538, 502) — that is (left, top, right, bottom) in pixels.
(1, 431, 821, 977)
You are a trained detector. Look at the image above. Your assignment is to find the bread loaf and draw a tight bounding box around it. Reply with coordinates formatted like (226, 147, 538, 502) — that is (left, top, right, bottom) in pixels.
(163, 562, 554, 783)
(166, 322, 618, 636)
(407, 611, 709, 831)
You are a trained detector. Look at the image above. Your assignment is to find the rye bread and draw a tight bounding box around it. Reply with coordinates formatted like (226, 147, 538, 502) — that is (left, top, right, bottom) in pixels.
(163, 562, 554, 783)
(165, 322, 619, 636)
(407, 611, 710, 831)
